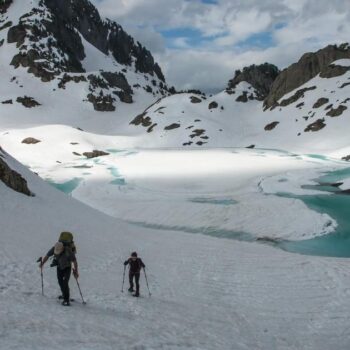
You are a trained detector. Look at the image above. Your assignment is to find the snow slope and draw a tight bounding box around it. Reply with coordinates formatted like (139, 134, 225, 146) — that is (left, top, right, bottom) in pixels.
(2, 143, 350, 350)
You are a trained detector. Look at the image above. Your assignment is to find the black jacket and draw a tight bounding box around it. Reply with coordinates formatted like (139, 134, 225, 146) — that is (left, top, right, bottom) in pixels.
(124, 257, 145, 274)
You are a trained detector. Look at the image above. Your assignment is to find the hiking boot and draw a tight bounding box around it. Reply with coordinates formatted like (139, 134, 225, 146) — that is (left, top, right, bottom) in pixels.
(61, 300, 71, 306)
(133, 292, 140, 297)
(128, 287, 134, 293)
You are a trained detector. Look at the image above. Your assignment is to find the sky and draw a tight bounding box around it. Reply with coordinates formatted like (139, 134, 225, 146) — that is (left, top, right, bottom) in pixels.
(91, 0, 350, 93)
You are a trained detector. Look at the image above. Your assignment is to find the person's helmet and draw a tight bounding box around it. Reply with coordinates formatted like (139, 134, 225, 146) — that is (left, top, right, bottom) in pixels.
(131, 251, 137, 257)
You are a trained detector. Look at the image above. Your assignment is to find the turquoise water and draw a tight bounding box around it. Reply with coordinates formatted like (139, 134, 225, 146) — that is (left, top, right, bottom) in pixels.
(189, 198, 237, 205)
(108, 166, 126, 186)
(276, 169, 350, 257)
(106, 149, 125, 153)
(48, 177, 82, 194)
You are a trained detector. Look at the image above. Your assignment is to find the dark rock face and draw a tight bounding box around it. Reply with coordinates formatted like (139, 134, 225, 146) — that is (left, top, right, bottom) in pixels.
(164, 123, 180, 130)
(0, 0, 12, 14)
(279, 86, 316, 107)
(342, 155, 350, 161)
(83, 150, 109, 158)
(17, 96, 40, 108)
(326, 105, 347, 117)
(265, 44, 350, 108)
(313, 97, 329, 108)
(264, 121, 279, 131)
(87, 93, 115, 111)
(0, 151, 33, 196)
(58, 74, 87, 89)
(5, 0, 165, 85)
(43, 0, 165, 81)
(304, 118, 326, 132)
(22, 137, 41, 144)
(227, 63, 280, 100)
(2, 99, 12, 104)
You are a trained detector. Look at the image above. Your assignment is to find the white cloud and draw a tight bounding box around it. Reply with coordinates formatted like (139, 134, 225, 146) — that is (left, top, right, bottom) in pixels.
(91, 0, 350, 92)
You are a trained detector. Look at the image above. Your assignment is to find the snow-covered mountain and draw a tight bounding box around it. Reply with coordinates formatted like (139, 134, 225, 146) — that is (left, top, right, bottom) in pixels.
(1, 1, 350, 157)
(130, 44, 350, 156)
(0, 0, 170, 134)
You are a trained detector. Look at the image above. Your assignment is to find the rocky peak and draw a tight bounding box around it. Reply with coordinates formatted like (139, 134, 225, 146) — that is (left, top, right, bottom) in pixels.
(264, 43, 350, 109)
(227, 63, 280, 100)
(5, 0, 165, 82)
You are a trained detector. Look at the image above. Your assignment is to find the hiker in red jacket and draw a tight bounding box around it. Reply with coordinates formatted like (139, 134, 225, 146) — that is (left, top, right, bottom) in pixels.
(124, 252, 145, 297)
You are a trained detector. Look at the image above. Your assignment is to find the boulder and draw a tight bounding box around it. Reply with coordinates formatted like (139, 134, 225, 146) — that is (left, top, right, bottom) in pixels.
(264, 121, 279, 131)
(83, 150, 109, 159)
(21, 137, 41, 144)
(208, 101, 218, 109)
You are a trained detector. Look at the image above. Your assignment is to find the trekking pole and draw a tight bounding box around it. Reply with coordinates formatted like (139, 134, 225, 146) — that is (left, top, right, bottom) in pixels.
(143, 267, 151, 296)
(121, 265, 126, 293)
(74, 273, 86, 304)
(36, 257, 44, 296)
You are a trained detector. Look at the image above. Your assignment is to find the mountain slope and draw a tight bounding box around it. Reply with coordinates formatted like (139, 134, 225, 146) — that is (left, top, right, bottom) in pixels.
(129, 47, 350, 156)
(0, 0, 169, 133)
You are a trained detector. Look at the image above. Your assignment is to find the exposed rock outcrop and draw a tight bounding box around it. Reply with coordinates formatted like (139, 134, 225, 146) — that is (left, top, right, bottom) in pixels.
(264, 121, 279, 131)
(264, 44, 350, 108)
(87, 93, 115, 111)
(16, 96, 40, 108)
(22, 137, 41, 144)
(313, 97, 329, 108)
(304, 118, 326, 132)
(326, 105, 347, 117)
(279, 86, 316, 107)
(0, 150, 33, 196)
(130, 112, 152, 127)
(7, 0, 165, 83)
(190, 96, 202, 103)
(164, 123, 180, 130)
(83, 150, 109, 158)
(227, 63, 280, 100)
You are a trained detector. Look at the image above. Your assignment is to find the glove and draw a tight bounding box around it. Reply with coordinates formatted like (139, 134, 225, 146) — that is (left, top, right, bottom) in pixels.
(73, 269, 79, 279)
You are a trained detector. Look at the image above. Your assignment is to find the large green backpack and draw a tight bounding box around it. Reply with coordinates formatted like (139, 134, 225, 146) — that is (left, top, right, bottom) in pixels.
(59, 231, 77, 254)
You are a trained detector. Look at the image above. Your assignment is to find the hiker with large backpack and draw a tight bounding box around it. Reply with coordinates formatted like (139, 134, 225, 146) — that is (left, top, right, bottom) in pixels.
(123, 252, 145, 297)
(39, 232, 79, 306)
